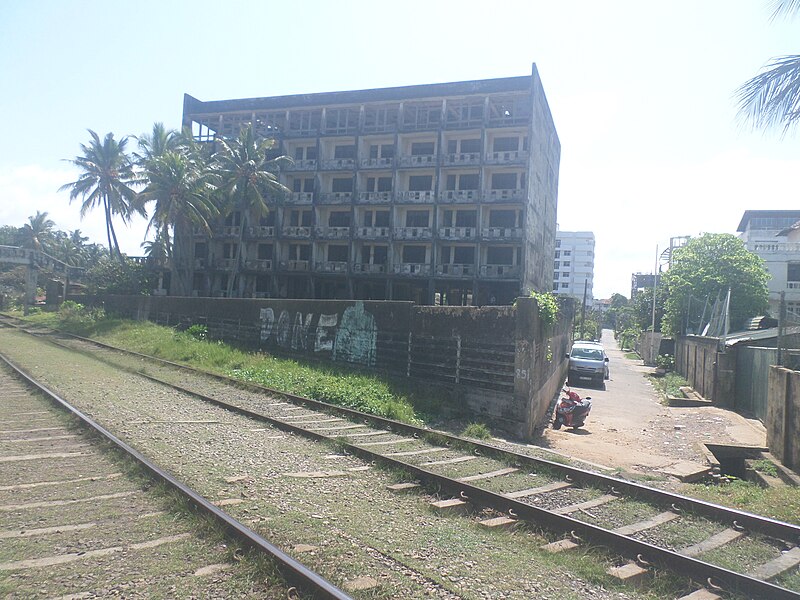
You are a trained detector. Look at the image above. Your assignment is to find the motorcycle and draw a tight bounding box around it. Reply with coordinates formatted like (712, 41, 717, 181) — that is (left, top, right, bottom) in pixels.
(552, 387, 592, 430)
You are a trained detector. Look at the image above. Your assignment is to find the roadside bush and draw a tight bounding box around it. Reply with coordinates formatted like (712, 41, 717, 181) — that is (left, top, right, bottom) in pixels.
(655, 354, 675, 371)
(462, 422, 491, 440)
(185, 324, 208, 341)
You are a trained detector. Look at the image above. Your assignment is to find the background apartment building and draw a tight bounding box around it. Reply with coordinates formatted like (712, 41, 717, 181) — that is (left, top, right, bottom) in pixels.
(179, 65, 560, 305)
(552, 230, 594, 306)
(738, 210, 800, 318)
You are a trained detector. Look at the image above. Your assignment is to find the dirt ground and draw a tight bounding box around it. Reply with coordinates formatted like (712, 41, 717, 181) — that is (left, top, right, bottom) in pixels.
(533, 329, 766, 477)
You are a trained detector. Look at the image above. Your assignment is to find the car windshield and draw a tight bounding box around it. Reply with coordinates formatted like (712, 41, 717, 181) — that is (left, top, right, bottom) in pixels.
(571, 347, 603, 360)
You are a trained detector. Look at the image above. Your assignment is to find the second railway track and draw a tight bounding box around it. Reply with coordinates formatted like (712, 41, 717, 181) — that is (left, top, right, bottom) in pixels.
(2, 315, 800, 599)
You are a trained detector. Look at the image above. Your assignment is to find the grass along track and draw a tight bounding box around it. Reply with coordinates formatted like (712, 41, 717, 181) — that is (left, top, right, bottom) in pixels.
(3, 321, 800, 598)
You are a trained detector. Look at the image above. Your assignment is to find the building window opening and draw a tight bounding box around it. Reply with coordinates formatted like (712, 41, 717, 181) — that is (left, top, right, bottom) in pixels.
(406, 210, 430, 227)
(332, 178, 353, 192)
(486, 246, 513, 265)
(402, 245, 426, 263)
(408, 175, 433, 191)
(328, 211, 351, 227)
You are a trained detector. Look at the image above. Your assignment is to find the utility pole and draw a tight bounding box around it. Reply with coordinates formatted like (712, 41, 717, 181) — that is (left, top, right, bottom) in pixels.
(580, 279, 588, 339)
(651, 245, 658, 332)
(778, 291, 786, 367)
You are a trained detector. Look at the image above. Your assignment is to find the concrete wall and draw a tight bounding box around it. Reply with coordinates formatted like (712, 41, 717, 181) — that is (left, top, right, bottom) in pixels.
(675, 336, 735, 405)
(105, 294, 574, 440)
(767, 366, 800, 472)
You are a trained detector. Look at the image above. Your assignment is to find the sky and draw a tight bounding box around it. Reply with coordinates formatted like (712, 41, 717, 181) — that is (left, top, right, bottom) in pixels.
(1, 0, 799, 299)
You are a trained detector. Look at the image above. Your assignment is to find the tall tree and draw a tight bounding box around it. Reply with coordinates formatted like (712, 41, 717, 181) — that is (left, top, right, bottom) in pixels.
(20, 211, 55, 253)
(59, 130, 142, 262)
(214, 125, 290, 297)
(736, 1, 800, 133)
(133, 122, 179, 166)
(136, 149, 218, 295)
(661, 233, 770, 335)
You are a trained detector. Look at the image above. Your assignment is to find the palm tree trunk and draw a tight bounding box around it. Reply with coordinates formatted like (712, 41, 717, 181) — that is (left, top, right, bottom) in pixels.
(226, 210, 246, 298)
(103, 196, 115, 258)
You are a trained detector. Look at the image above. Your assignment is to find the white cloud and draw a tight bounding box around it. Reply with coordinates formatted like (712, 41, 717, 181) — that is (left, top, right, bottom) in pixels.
(0, 164, 150, 255)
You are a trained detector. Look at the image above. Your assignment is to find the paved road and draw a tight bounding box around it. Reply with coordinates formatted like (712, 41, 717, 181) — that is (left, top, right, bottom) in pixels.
(539, 329, 766, 475)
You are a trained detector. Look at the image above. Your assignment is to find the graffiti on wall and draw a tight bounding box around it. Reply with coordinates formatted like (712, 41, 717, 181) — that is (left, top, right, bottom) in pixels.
(259, 301, 377, 367)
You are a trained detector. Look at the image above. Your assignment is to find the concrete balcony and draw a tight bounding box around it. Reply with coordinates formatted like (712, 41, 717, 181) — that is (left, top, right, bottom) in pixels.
(318, 192, 353, 204)
(314, 226, 351, 239)
(397, 154, 437, 167)
(393, 263, 431, 276)
(482, 227, 523, 240)
(315, 261, 348, 273)
(480, 264, 521, 278)
(221, 226, 241, 237)
(355, 226, 390, 239)
(244, 259, 273, 271)
(439, 190, 480, 204)
(194, 258, 207, 269)
(284, 159, 317, 171)
(320, 158, 356, 170)
(395, 191, 434, 204)
(285, 192, 313, 205)
(393, 227, 432, 240)
(248, 226, 275, 237)
(357, 191, 393, 204)
(436, 263, 475, 277)
(280, 259, 310, 271)
(214, 258, 237, 270)
(442, 152, 481, 166)
(359, 157, 395, 169)
(485, 189, 525, 203)
(438, 226, 477, 240)
(484, 150, 529, 164)
(788, 282, 800, 289)
(352, 263, 387, 274)
(282, 226, 311, 238)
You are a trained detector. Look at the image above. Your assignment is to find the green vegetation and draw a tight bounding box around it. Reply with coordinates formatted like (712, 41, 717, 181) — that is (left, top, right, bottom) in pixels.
(624, 351, 641, 360)
(461, 422, 491, 440)
(751, 459, 779, 478)
(23, 309, 433, 425)
(654, 354, 675, 371)
(647, 371, 690, 402)
(684, 479, 800, 525)
(529, 290, 559, 325)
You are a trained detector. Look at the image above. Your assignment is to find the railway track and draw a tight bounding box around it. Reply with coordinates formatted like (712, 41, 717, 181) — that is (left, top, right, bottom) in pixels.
(2, 314, 800, 599)
(0, 340, 351, 599)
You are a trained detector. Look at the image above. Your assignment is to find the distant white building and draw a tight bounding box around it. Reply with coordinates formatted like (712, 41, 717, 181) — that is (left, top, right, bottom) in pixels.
(553, 231, 595, 306)
(738, 210, 800, 318)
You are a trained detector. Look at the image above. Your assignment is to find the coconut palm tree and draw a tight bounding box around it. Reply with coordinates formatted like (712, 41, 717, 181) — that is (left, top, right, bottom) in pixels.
(59, 130, 142, 262)
(20, 211, 55, 253)
(736, 1, 800, 133)
(136, 149, 218, 295)
(133, 122, 179, 167)
(214, 124, 290, 297)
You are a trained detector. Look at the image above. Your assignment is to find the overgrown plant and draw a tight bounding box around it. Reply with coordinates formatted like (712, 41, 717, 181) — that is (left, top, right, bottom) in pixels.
(529, 291, 559, 326)
(462, 422, 492, 440)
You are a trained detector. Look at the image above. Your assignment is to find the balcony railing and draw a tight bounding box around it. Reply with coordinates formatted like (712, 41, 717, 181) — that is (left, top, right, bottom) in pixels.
(393, 227, 432, 240)
(315, 261, 348, 273)
(397, 154, 437, 167)
(788, 282, 800, 289)
(438, 226, 477, 240)
(485, 150, 528, 164)
(194, 258, 207, 269)
(393, 263, 431, 276)
(284, 159, 317, 171)
(320, 158, 356, 170)
(750, 243, 800, 254)
(282, 226, 311, 238)
(357, 191, 393, 204)
(318, 192, 353, 204)
(442, 152, 481, 166)
(360, 157, 395, 169)
(482, 227, 523, 239)
(439, 190, 479, 204)
(221, 226, 241, 236)
(248, 226, 275, 237)
(486, 188, 525, 202)
(314, 226, 351, 239)
(395, 191, 434, 204)
(436, 263, 475, 277)
(286, 192, 313, 204)
(480, 264, 521, 278)
(215, 258, 237, 270)
(280, 259, 310, 271)
(355, 226, 390, 239)
(244, 259, 273, 271)
(352, 263, 387, 274)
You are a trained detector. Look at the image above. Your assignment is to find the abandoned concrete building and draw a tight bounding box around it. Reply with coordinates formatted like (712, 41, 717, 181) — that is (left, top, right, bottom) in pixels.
(180, 64, 560, 305)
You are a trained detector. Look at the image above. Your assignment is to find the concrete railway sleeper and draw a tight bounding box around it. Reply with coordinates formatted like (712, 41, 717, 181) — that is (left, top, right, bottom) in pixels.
(2, 318, 800, 598)
(0, 354, 352, 600)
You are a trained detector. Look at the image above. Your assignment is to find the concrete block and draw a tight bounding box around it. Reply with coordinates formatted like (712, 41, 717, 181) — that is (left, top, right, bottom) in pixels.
(386, 482, 420, 493)
(607, 561, 648, 585)
(659, 460, 711, 482)
(677, 589, 721, 600)
(541, 538, 579, 553)
(430, 498, 468, 513)
(479, 516, 517, 530)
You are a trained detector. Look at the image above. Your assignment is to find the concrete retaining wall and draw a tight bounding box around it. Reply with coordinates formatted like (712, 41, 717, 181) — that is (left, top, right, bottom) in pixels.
(105, 295, 574, 440)
(767, 366, 800, 472)
(675, 336, 736, 405)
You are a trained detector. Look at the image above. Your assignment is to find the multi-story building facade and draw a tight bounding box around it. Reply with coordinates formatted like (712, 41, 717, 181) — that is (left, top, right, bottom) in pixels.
(179, 65, 560, 305)
(552, 230, 594, 306)
(738, 210, 800, 317)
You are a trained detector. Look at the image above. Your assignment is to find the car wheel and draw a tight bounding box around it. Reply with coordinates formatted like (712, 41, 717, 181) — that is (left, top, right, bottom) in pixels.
(553, 418, 562, 430)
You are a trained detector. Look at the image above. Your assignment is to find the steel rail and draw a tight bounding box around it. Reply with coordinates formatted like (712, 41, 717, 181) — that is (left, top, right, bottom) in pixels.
(15, 317, 799, 546)
(0, 350, 353, 600)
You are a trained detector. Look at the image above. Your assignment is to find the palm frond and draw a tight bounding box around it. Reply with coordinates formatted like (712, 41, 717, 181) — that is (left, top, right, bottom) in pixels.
(770, 0, 800, 20)
(735, 54, 800, 133)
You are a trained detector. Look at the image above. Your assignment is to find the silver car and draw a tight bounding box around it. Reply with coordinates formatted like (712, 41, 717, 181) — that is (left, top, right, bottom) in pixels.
(566, 341, 609, 388)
